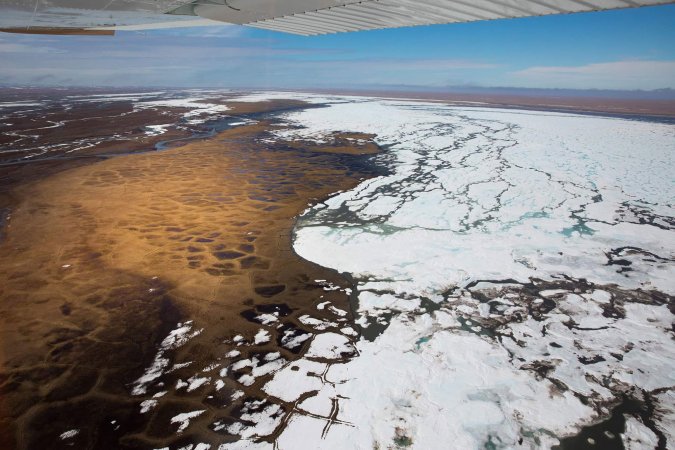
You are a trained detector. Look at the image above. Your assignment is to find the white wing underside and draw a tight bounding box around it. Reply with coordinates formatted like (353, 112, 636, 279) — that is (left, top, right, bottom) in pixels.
(240, 0, 675, 35)
(0, 0, 672, 35)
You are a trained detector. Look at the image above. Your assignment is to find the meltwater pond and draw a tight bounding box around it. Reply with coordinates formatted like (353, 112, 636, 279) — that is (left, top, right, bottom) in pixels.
(229, 93, 675, 449)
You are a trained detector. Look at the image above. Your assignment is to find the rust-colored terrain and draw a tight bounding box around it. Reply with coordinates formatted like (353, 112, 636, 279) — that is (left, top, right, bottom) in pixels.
(0, 99, 381, 449)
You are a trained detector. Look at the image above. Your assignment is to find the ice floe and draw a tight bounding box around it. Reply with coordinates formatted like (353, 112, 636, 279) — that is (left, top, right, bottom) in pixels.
(622, 416, 659, 449)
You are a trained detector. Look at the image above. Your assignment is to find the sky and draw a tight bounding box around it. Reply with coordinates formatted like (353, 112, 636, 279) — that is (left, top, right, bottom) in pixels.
(1, 4, 675, 91)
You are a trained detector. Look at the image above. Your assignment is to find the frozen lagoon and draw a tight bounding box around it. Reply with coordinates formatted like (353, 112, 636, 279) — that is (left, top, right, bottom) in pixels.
(248, 93, 674, 449)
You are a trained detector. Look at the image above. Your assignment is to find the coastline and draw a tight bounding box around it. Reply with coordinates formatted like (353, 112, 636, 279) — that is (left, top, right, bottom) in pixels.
(283, 94, 675, 449)
(1, 90, 673, 448)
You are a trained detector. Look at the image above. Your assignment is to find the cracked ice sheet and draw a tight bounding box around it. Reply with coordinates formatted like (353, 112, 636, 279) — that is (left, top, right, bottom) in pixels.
(255, 95, 675, 448)
(276, 316, 592, 449)
(288, 100, 674, 294)
(501, 301, 675, 397)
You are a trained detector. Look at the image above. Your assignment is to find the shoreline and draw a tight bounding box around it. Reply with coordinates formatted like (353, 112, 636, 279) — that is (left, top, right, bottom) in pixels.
(282, 94, 675, 449)
(2, 90, 673, 448)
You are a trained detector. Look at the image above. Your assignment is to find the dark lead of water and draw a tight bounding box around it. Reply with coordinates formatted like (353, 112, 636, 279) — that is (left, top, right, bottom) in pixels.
(554, 395, 666, 450)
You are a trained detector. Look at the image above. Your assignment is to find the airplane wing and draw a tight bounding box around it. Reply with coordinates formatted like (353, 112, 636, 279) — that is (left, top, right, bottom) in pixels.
(221, 0, 675, 36)
(0, 0, 673, 36)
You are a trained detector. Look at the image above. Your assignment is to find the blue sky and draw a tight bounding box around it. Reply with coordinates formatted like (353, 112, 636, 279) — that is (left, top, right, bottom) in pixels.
(1, 4, 674, 90)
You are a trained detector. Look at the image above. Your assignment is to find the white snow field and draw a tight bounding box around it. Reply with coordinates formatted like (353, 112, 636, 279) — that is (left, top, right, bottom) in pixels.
(128, 93, 674, 450)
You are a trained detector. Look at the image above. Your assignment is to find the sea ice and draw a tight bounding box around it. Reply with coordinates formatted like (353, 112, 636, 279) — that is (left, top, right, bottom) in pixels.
(124, 92, 675, 448)
(275, 94, 675, 448)
(622, 416, 659, 449)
